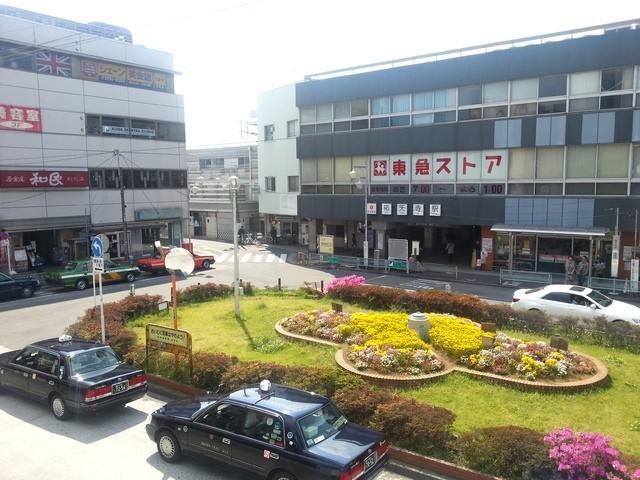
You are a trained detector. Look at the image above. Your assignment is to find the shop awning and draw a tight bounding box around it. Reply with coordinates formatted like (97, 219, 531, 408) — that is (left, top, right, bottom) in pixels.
(491, 224, 609, 237)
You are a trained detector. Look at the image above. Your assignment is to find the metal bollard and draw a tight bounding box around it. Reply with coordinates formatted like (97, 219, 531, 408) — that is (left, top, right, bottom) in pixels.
(445, 283, 451, 293)
(130, 284, 135, 296)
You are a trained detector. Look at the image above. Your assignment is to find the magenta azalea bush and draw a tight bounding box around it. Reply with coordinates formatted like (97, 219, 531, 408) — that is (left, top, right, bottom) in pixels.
(459, 332, 596, 381)
(545, 428, 640, 480)
(325, 275, 366, 291)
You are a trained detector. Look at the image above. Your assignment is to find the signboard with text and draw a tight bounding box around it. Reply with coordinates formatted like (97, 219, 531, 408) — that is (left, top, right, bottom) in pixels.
(0, 105, 42, 132)
(0, 171, 89, 188)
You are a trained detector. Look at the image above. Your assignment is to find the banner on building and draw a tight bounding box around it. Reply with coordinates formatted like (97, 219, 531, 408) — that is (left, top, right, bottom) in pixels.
(0, 105, 42, 132)
(0, 171, 89, 188)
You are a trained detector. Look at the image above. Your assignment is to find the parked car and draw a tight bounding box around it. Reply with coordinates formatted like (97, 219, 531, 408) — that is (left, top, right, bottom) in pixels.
(0, 335, 147, 420)
(146, 380, 389, 480)
(0, 271, 40, 299)
(511, 284, 640, 326)
(45, 259, 141, 290)
(136, 249, 215, 274)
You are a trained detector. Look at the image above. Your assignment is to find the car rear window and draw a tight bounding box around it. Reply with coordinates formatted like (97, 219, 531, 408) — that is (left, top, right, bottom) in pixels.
(69, 348, 120, 375)
(298, 403, 347, 446)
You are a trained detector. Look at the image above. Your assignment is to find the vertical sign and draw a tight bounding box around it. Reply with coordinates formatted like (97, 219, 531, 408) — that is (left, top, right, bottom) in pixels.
(611, 235, 620, 278)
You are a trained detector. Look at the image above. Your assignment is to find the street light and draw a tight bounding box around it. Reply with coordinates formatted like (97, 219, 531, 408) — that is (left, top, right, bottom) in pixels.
(228, 175, 241, 317)
(349, 165, 369, 265)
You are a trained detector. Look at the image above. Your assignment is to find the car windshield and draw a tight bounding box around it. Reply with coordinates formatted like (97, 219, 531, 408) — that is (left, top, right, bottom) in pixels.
(298, 403, 347, 447)
(69, 347, 120, 375)
(64, 262, 81, 270)
(587, 289, 613, 307)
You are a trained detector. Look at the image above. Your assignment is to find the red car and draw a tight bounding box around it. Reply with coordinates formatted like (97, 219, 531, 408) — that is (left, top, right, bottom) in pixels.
(136, 249, 215, 274)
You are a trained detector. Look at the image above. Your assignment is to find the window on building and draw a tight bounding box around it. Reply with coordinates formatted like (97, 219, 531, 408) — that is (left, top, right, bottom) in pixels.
(483, 106, 507, 118)
(510, 103, 537, 116)
(158, 170, 171, 187)
(458, 108, 482, 121)
(287, 120, 297, 137)
(538, 75, 567, 97)
(458, 85, 482, 106)
(412, 113, 434, 124)
(565, 183, 595, 195)
(434, 111, 456, 123)
(317, 123, 332, 133)
(334, 101, 350, 119)
(600, 94, 632, 109)
(264, 124, 275, 140)
(508, 183, 534, 194)
(287, 176, 299, 192)
(371, 96, 390, 115)
(413, 91, 434, 111)
(351, 99, 369, 117)
(483, 82, 508, 103)
(597, 144, 628, 178)
(538, 100, 566, 114)
(351, 119, 369, 130)
(508, 149, 535, 179)
(317, 157, 333, 182)
(566, 145, 596, 179)
(390, 115, 410, 126)
(632, 146, 640, 178)
(535, 183, 563, 195)
(390, 94, 410, 113)
(601, 67, 633, 91)
(238, 156, 250, 167)
(569, 97, 599, 112)
(596, 183, 627, 195)
(435, 89, 456, 108)
(371, 118, 389, 129)
(511, 78, 538, 101)
(536, 147, 564, 179)
(199, 158, 212, 169)
(570, 71, 599, 95)
(90, 170, 105, 188)
(317, 104, 332, 122)
(265, 176, 276, 191)
(300, 106, 315, 123)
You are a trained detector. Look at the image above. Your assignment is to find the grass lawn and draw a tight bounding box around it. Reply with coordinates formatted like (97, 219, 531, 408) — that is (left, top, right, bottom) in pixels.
(128, 291, 640, 459)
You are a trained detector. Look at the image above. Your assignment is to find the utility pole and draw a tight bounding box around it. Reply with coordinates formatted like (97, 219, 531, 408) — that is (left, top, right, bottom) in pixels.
(115, 149, 129, 260)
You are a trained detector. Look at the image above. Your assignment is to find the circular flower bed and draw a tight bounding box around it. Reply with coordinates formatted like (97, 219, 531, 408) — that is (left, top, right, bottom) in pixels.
(280, 309, 598, 382)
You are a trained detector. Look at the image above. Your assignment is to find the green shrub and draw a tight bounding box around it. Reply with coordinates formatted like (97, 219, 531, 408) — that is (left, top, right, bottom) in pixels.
(191, 351, 239, 391)
(455, 426, 556, 480)
(76, 294, 163, 325)
(65, 318, 137, 357)
(177, 282, 232, 304)
(369, 398, 456, 458)
(332, 386, 392, 426)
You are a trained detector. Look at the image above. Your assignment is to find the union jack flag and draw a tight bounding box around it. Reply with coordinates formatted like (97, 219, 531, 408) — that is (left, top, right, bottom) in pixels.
(36, 51, 71, 76)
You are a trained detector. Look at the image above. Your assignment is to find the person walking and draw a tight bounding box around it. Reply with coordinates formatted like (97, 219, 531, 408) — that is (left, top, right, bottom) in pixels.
(445, 241, 455, 263)
(576, 256, 589, 286)
(565, 256, 576, 284)
(351, 233, 357, 255)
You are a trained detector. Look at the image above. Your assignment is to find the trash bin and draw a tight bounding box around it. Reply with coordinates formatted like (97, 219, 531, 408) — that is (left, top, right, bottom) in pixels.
(408, 312, 430, 342)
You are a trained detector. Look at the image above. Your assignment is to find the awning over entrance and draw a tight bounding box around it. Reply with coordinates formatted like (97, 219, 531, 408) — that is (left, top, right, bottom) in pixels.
(491, 224, 609, 237)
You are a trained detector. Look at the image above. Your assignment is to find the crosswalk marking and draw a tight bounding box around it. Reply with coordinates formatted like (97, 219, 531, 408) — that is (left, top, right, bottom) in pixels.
(215, 253, 287, 264)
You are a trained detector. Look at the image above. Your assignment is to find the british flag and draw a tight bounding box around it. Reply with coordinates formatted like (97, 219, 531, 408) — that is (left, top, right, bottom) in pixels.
(36, 51, 71, 76)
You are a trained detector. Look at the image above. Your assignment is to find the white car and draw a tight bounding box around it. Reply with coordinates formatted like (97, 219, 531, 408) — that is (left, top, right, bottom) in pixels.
(511, 284, 640, 326)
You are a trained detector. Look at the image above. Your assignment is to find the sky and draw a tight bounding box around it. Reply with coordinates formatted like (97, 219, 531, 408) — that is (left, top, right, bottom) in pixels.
(3, 0, 639, 147)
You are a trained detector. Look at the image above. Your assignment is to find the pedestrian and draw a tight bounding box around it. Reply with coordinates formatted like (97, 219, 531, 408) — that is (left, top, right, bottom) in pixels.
(351, 233, 357, 255)
(565, 256, 576, 284)
(445, 241, 455, 263)
(576, 256, 589, 286)
(271, 226, 278, 245)
(237, 225, 245, 244)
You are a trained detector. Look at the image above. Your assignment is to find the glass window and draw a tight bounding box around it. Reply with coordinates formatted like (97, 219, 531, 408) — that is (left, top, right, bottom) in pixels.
(434, 111, 456, 123)
(535, 183, 563, 195)
(86, 115, 101, 134)
(538, 101, 566, 114)
(334, 121, 350, 132)
(335, 157, 353, 182)
(351, 99, 369, 117)
(316, 123, 332, 133)
(371, 96, 390, 115)
(565, 183, 595, 195)
(570, 71, 599, 95)
(597, 144, 629, 178)
(300, 124, 316, 135)
(287, 176, 299, 192)
(300, 106, 315, 123)
(600, 94, 632, 109)
(458, 108, 482, 121)
(458, 85, 482, 106)
(287, 120, 297, 137)
(334, 101, 350, 119)
(299, 404, 347, 447)
(265, 176, 276, 191)
(317, 157, 333, 182)
(632, 146, 640, 178)
(508, 149, 535, 179)
(371, 117, 389, 129)
(511, 103, 537, 116)
(539, 75, 567, 97)
(569, 97, 599, 112)
(264, 125, 274, 140)
(90, 170, 105, 188)
(317, 185, 333, 194)
(483, 106, 507, 118)
(391, 94, 410, 113)
(484, 82, 508, 103)
(300, 159, 317, 182)
(413, 91, 434, 111)
(434, 88, 456, 108)
(508, 183, 534, 194)
(511, 78, 537, 101)
(240, 410, 283, 445)
(390, 115, 410, 126)
(199, 403, 245, 433)
(412, 113, 433, 124)
(596, 183, 627, 195)
(536, 147, 564, 179)
(601, 67, 633, 92)
(317, 104, 332, 122)
(351, 119, 369, 130)
(566, 145, 596, 179)
(159, 171, 171, 187)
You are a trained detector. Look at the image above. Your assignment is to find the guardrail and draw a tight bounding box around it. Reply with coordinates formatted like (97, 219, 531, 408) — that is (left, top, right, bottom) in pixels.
(588, 276, 630, 295)
(299, 253, 412, 273)
(499, 269, 553, 285)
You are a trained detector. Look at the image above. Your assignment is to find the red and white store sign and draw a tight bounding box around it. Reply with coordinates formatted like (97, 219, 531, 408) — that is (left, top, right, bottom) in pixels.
(0, 171, 89, 188)
(0, 105, 43, 132)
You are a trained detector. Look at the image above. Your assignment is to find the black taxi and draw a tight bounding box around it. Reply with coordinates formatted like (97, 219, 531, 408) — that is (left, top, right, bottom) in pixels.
(0, 335, 147, 420)
(146, 380, 388, 480)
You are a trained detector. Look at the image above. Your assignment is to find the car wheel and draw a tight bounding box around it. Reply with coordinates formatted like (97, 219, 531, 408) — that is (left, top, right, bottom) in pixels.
(125, 272, 136, 282)
(611, 319, 626, 325)
(270, 471, 297, 480)
(51, 394, 70, 420)
(157, 430, 182, 463)
(20, 286, 35, 298)
(75, 278, 88, 290)
(528, 308, 542, 313)
(202, 260, 211, 269)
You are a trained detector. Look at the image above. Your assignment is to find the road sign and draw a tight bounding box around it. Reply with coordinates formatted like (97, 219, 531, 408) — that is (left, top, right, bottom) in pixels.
(92, 256, 104, 273)
(91, 237, 103, 257)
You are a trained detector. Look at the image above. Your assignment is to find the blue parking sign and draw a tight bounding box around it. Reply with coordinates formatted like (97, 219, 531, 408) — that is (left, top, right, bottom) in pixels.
(91, 237, 103, 257)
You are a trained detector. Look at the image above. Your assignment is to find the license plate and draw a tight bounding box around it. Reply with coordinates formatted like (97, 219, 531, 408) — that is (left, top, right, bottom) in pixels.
(364, 451, 377, 471)
(112, 380, 129, 394)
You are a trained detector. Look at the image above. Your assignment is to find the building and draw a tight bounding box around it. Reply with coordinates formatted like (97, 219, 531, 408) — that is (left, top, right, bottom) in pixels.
(259, 19, 640, 278)
(187, 144, 259, 242)
(0, 6, 187, 273)
(257, 84, 302, 245)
